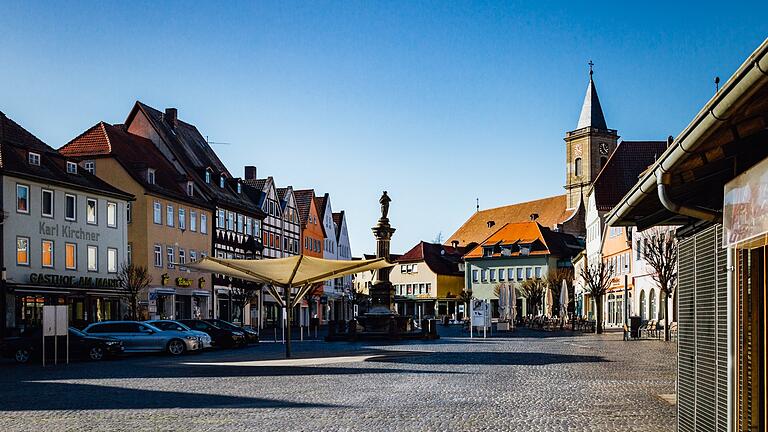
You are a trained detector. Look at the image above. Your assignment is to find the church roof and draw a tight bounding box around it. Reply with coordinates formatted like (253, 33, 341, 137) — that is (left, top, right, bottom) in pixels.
(576, 76, 608, 130)
(591, 140, 667, 211)
(445, 195, 576, 248)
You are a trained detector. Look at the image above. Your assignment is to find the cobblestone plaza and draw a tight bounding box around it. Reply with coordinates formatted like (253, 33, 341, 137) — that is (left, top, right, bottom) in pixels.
(0, 328, 676, 431)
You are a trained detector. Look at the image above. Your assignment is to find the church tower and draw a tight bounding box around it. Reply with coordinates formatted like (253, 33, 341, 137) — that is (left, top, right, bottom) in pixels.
(564, 62, 619, 209)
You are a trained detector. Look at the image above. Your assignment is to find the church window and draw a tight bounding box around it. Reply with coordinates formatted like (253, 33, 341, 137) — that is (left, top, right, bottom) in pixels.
(600, 156, 608, 169)
(574, 158, 583, 177)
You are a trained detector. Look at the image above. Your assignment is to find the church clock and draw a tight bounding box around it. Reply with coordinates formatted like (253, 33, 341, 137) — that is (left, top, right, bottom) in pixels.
(599, 142, 609, 156)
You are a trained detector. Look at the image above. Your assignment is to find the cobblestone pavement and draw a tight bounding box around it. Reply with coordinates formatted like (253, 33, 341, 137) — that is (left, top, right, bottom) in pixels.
(0, 327, 677, 431)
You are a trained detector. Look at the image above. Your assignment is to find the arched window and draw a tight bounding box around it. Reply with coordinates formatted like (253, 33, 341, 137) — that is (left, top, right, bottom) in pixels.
(649, 289, 657, 320)
(574, 158, 583, 177)
(640, 290, 647, 321)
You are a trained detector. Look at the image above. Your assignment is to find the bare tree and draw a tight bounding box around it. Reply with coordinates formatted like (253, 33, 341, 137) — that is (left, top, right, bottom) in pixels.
(642, 227, 678, 341)
(230, 284, 261, 324)
(118, 263, 152, 320)
(579, 261, 613, 334)
(520, 279, 546, 317)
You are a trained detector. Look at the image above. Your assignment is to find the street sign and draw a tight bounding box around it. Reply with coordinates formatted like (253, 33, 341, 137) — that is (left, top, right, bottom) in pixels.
(471, 299, 490, 328)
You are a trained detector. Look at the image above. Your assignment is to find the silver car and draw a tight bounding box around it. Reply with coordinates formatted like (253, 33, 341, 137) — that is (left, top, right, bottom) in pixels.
(83, 321, 200, 355)
(146, 320, 213, 349)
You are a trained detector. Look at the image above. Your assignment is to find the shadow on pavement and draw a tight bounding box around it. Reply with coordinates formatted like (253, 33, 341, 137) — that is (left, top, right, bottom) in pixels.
(0, 381, 339, 411)
(367, 351, 607, 366)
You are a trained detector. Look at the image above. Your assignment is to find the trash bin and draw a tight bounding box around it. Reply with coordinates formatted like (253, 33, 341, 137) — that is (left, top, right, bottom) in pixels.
(629, 316, 641, 339)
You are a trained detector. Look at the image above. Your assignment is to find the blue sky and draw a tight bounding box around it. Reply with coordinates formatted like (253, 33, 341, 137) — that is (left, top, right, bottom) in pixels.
(1, 1, 766, 254)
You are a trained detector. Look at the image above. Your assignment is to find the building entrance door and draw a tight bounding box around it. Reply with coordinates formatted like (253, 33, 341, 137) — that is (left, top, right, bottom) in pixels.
(737, 245, 767, 432)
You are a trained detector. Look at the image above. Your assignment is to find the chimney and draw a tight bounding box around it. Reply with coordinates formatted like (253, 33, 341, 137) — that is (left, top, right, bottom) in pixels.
(667, 135, 674, 147)
(165, 108, 178, 128)
(451, 240, 459, 249)
(244, 166, 257, 180)
(530, 213, 539, 221)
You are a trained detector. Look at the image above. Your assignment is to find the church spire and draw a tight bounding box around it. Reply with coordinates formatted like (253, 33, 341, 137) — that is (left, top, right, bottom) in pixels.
(576, 60, 608, 130)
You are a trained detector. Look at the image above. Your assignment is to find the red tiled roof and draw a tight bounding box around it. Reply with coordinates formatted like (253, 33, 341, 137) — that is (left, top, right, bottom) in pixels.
(293, 189, 315, 227)
(314, 194, 329, 220)
(463, 221, 582, 259)
(397, 241, 467, 276)
(446, 195, 575, 247)
(591, 141, 667, 211)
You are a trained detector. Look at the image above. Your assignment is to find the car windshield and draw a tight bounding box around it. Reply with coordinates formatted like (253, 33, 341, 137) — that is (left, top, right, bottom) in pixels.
(152, 321, 191, 332)
(212, 320, 238, 329)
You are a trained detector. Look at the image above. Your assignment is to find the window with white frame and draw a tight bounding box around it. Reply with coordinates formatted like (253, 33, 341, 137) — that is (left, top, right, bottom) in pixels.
(127, 202, 132, 224)
(65, 194, 76, 220)
(167, 246, 175, 268)
(84, 160, 95, 174)
(178, 208, 186, 230)
(65, 243, 77, 270)
(107, 248, 118, 273)
(190, 250, 196, 263)
(490, 269, 496, 282)
(166, 204, 174, 227)
(147, 168, 156, 184)
(16, 237, 29, 266)
(154, 245, 162, 267)
(41, 240, 54, 268)
(87, 245, 98, 271)
(205, 171, 211, 184)
(178, 248, 186, 269)
(16, 184, 29, 213)
(187, 181, 194, 197)
(67, 161, 78, 174)
(127, 243, 132, 265)
(190, 211, 197, 231)
(86, 198, 97, 224)
(201, 214, 208, 234)
(217, 209, 224, 228)
(28, 152, 40, 166)
(153, 201, 162, 224)
(41, 189, 54, 218)
(107, 202, 117, 228)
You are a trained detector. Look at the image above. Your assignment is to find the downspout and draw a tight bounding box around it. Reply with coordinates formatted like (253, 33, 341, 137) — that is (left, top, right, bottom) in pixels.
(655, 171, 720, 222)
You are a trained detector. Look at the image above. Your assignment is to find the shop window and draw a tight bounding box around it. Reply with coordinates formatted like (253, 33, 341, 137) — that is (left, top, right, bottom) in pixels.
(86, 198, 97, 225)
(65, 243, 77, 270)
(87, 245, 98, 271)
(17, 237, 29, 266)
(107, 248, 118, 273)
(16, 184, 29, 213)
(41, 240, 54, 268)
(107, 202, 117, 228)
(66, 194, 76, 221)
(41, 189, 54, 217)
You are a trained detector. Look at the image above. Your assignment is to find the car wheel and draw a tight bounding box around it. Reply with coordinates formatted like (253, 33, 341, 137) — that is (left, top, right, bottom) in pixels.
(89, 346, 105, 361)
(15, 348, 31, 364)
(167, 339, 186, 356)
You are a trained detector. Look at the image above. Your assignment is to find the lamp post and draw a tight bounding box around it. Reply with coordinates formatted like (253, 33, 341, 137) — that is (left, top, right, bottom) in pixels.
(624, 273, 629, 339)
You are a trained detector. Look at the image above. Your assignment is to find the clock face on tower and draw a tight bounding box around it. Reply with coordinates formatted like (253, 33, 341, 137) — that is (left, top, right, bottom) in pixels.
(599, 142, 609, 156)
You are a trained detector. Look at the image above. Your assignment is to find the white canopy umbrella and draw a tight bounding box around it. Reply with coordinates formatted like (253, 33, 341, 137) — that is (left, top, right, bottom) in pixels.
(560, 279, 570, 321)
(188, 255, 394, 358)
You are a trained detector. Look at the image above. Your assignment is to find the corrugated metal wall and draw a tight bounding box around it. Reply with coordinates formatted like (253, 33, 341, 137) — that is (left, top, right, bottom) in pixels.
(677, 225, 729, 432)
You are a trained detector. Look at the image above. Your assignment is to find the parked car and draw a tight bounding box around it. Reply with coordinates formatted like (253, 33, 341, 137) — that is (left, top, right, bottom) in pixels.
(83, 321, 200, 355)
(178, 319, 246, 348)
(1, 327, 124, 364)
(146, 320, 212, 349)
(205, 319, 259, 344)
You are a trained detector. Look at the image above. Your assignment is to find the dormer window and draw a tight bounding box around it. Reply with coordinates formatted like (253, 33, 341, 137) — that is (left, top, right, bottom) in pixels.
(84, 160, 95, 174)
(147, 168, 156, 185)
(237, 182, 242, 194)
(205, 171, 211, 184)
(483, 247, 494, 257)
(66, 161, 78, 174)
(28, 152, 40, 166)
(219, 175, 225, 188)
(187, 181, 194, 197)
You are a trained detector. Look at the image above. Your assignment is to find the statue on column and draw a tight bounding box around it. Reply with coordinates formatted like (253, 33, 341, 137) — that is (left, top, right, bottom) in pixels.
(380, 191, 391, 220)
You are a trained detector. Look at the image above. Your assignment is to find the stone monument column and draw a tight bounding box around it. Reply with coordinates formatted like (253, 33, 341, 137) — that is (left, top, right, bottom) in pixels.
(370, 191, 396, 312)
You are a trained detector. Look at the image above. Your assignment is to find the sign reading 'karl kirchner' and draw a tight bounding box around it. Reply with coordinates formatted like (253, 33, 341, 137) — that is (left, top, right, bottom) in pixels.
(39, 222, 101, 242)
(28, 273, 120, 288)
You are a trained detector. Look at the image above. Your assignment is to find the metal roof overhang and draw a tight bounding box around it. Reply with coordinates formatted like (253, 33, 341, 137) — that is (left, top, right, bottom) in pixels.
(607, 38, 768, 230)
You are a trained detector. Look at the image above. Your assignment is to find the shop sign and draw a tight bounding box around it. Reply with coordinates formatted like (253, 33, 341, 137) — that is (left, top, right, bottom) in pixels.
(28, 273, 119, 288)
(175, 277, 192, 287)
(161, 273, 170, 286)
(38, 222, 101, 242)
(724, 156, 768, 247)
(198, 277, 206, 289)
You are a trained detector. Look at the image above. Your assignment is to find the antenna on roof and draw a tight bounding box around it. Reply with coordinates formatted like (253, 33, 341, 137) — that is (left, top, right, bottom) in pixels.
(206, 136, 231, 146)
(714, 76, 720, 93)
(476, 198, 479, 212)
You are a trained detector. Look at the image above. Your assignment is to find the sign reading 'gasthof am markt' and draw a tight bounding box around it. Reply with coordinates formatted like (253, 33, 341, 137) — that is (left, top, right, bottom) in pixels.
(28, 273, 120, 288)
(723, 156, 768, 247)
